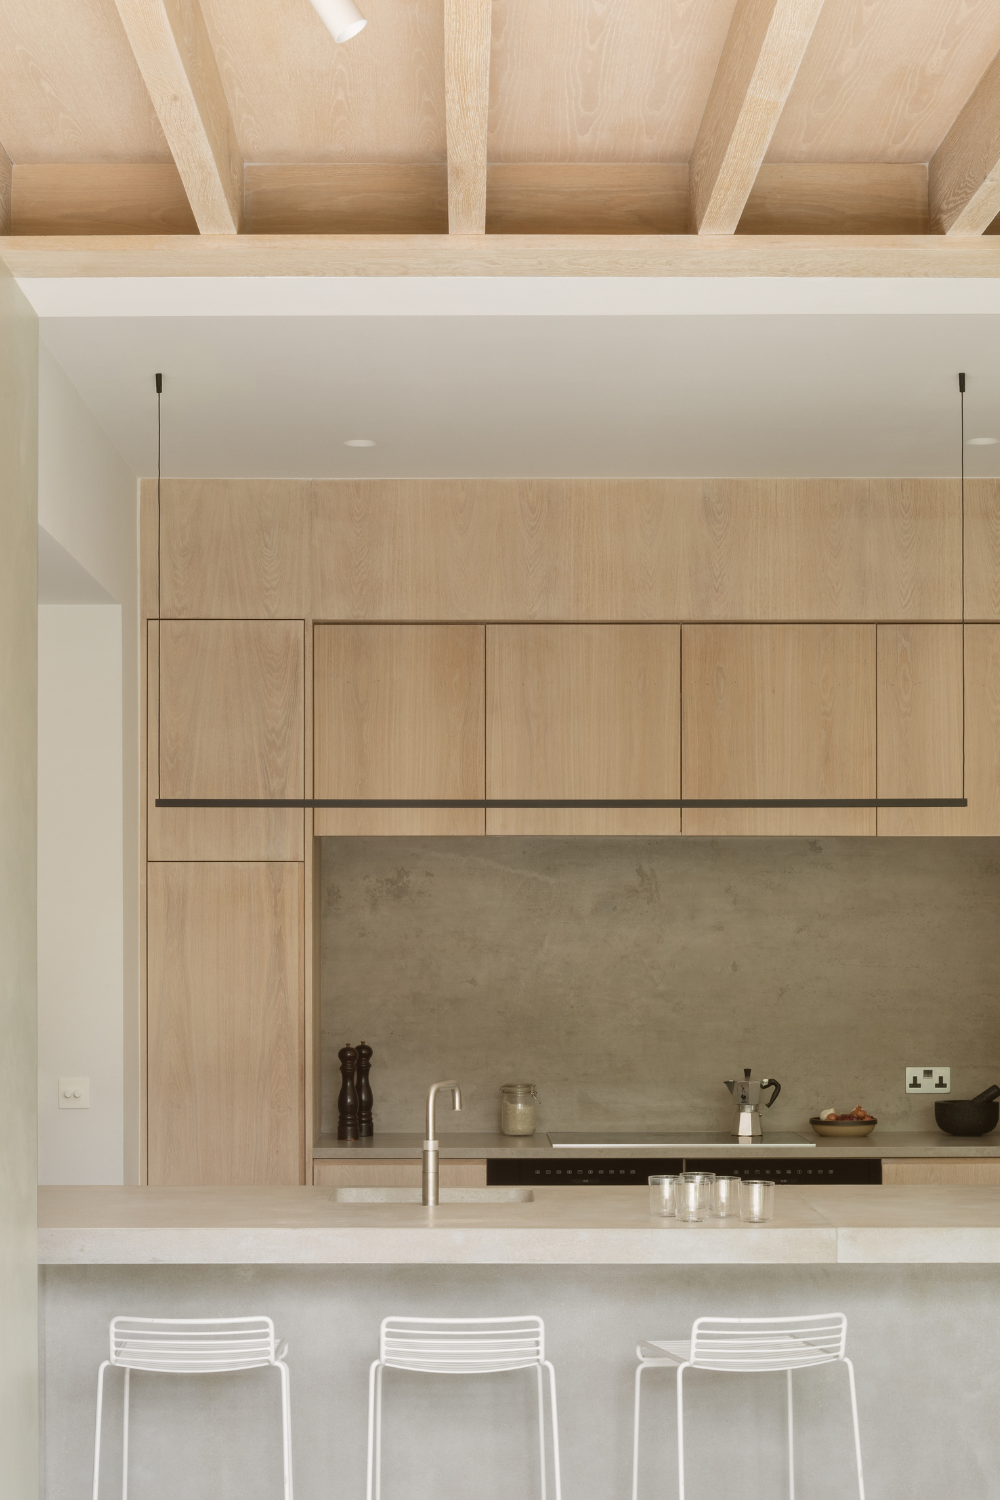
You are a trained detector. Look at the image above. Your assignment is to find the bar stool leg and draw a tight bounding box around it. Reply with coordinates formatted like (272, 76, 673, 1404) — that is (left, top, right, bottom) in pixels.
(535, 1363, 547, 1500)
(631, 1362, 645, 1500)
(277, 1359, 293, 1500)
(543, 1361, 561, 1500)
(374, 1363, 385, 1500)
(122, 1368, 130, 1500)
(92, 1361, 109, 1500)
(786, 1369, 794, 1500)
(843, 1358, 865, 1500)
(366, 1361, 379, 1500)
(675, 1364, 688, 1500)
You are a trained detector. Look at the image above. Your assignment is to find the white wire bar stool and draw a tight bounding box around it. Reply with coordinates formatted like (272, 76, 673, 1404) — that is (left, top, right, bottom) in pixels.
(367, 1315, 561, 1500)
(92, 1315, 293, 1500)
(632, 1312, 864, 1500)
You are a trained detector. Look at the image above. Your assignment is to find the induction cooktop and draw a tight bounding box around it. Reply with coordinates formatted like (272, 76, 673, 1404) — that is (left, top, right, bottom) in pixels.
(546, 1131, 816, 1148)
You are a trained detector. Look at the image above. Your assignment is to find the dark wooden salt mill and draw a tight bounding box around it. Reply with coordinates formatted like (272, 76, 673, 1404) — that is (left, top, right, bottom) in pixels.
(356, 1042, 374, 1137)
(337, 1045, 359, 1141)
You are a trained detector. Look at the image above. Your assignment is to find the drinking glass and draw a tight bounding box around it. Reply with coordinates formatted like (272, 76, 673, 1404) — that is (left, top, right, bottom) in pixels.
(682, 1171, 716, 1214)
(739, 1178, 775, 1223)
(648, 1175, 681, 1217)
(677, 1177, 707, 1222)
(712, 1175, 742, 1218)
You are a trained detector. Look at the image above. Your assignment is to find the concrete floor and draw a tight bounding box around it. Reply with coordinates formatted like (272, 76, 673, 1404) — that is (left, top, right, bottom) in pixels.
(43, 1261, 998, 1500)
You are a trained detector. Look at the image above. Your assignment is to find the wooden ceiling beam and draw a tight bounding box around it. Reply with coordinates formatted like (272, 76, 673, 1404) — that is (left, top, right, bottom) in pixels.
(930, 47, 1000, 235)
(5, 234, 1000, 281)
(112, 0, 242, 234)
(690, 0, 825, 235)
(444, 0, 491, 233)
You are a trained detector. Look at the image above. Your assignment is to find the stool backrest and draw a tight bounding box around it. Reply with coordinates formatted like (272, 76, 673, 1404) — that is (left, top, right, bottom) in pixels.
(690, 1313, 847, 1371)
(380, 1316, 545, 1373)
(110, 1316, 277, 1373)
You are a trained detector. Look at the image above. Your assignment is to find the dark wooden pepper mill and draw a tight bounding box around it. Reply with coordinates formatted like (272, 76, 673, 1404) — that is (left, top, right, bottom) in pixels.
(356, 1042, 373, 1137)
(337, 1045, 359, 1141)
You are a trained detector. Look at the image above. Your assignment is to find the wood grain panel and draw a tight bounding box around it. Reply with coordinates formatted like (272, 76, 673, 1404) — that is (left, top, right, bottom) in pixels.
(160, 478, 310, 618)
(244, 164, 447, 235)
(314, 624, 485, 836)
(486, 164, 689, 235)
(445, 0, 490, 232)
(147, 625, 304, 861)
(0, 0, 171, 163)
(486, 624, 679, 835)
(882, 1158, 1000, 1186)
(312, 479, 961, 624)
(930, 46, 1000, 235)
(113, 0, 243, 233)
(690, 0, 824, 234)
(488, 0, 738, 164)
(148, 861, 303, 1185)
(0, 142, 10, 235)
(876, 626, 963, 834)
(964, 479, 1000, 621)
(11, 163, 197, 235)
(313, 1158, 487, 1188)
(9, 235, 1000, 281)
(738, 163, 928, 235)
(877, 626, 1000, 836)
(767, 0, 1000, 164)
(199, 0, 445, 163)
(682, 624, 876, 836)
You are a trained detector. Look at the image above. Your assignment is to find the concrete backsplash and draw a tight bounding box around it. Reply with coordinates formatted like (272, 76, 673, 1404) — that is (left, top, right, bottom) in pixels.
(319, 837, 1000, 1137)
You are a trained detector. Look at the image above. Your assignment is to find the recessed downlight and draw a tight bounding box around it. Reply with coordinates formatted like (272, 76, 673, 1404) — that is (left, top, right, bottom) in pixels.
(968, 437, 999, 446)
(344, 438, 376, 447)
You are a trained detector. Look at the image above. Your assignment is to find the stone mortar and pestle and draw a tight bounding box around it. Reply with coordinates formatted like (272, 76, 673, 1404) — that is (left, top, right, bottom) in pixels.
(935, 1084, 1000, 1137)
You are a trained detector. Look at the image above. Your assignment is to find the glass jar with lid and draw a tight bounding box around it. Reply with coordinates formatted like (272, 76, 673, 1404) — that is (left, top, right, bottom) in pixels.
(500, 1083, 538, 1136)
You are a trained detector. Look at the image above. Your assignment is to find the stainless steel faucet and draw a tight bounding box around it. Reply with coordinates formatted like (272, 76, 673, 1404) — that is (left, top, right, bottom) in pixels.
(423, 1080, 462, 1205)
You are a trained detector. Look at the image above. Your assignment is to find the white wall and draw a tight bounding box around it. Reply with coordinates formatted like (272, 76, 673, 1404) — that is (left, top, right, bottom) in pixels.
(0, 252, 39, 1499)
(37, 606, 124, 1183)
(37, 340, 139, 1183)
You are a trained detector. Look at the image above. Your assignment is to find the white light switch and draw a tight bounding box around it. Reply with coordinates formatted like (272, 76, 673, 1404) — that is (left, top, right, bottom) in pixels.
(58, 1076, 90, 1109)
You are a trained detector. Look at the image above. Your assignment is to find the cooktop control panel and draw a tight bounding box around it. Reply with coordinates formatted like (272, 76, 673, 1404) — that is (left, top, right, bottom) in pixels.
(487, 1156, 882, 1186)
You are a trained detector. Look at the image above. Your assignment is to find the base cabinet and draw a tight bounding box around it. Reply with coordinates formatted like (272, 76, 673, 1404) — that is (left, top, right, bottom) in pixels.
(313, 1158, 487, 1188)
(881, 1158, 1000, 1186)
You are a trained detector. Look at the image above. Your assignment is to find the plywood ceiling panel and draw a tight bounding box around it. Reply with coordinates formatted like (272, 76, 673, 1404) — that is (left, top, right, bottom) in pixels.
(0, 0, 169, 162)
(488, 0, 738, 164)
(768, 0, 1000, 163)
(200, 0, 445, 162)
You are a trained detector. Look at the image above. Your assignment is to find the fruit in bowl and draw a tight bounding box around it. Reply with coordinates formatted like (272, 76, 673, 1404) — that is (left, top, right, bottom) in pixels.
(809, 1106, 877, 1137)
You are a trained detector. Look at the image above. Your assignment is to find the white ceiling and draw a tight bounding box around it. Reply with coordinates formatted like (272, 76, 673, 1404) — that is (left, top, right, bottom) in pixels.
(37, 526, 115, 604)
(33, 286, 1000, 480)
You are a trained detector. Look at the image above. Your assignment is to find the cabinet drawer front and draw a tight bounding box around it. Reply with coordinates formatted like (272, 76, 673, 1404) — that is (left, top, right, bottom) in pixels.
(882, 1158, 1000, 1186)
(313, 1158, 488, 1188)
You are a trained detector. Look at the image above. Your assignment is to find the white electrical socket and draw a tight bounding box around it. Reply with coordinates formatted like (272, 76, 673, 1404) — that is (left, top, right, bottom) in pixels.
(905, 1066, 950, 1095)
(58, 1076, 90, 1109)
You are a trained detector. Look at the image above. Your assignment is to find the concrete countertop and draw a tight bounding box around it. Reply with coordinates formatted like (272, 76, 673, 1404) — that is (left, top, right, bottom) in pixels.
(38, 1184, 1000, 1266)
(312, 1129, 1000, 1159)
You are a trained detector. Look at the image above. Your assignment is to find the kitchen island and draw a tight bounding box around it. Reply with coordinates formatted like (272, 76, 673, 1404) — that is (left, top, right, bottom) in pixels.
(40, 1185, 1000, 1500)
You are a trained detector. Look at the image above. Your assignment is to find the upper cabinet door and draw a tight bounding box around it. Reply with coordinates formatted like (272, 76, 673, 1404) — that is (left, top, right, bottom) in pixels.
(314, 624, 486, 835)
(149, 620, 305, 861)
(682, 625, 876, 835)
(486, 625, 681, 834)
(876, 625, 964, 834)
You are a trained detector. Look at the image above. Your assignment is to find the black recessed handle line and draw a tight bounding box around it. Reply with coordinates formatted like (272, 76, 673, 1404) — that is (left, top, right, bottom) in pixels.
(155, 797, 969, 810)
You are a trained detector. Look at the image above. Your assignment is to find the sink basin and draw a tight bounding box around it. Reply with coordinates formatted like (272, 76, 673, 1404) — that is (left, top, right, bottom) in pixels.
(331, 1187, 534, 1204)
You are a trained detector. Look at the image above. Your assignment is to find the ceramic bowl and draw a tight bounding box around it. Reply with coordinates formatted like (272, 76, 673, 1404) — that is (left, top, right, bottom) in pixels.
(809, 1117, 877, 1138)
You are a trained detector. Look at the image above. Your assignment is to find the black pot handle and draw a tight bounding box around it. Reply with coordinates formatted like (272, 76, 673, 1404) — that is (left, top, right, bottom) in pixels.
(970, 1084, 1000, 1105)
(761, 1078, 781, 1108)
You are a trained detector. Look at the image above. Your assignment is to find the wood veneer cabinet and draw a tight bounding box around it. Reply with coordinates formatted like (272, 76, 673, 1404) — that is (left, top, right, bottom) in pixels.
(486, 624, 681, 834)
(881, 1158, 1000, 1186)
(682, 625, 877, 835)
(876, 625, 963, 834)
(147, 862, 304, 1186)
(313, 624, 486, 835)
(148, 620, 305, 860)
